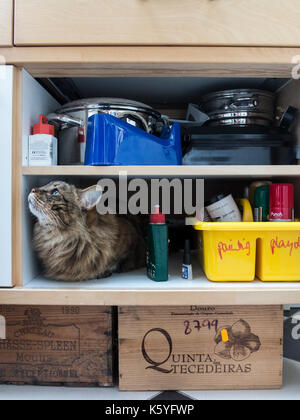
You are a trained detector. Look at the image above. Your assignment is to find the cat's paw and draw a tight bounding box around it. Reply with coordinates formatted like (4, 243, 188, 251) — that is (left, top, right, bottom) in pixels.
(98, 271, 113, 279)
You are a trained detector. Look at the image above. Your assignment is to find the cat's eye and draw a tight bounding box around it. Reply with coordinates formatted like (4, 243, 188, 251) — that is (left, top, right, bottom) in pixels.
(51, 189, 60, 196)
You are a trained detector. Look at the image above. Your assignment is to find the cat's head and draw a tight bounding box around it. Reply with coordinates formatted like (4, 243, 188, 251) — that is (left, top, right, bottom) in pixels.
(28, 181, 102, 227)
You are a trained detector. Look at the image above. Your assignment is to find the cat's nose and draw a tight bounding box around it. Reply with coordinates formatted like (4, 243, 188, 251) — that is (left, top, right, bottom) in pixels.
(31, 188, 36, 193)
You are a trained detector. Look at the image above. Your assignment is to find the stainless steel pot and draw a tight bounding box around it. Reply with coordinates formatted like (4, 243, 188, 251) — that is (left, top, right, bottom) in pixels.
(48, 98, 164, 165)
(199, 89, 276, 127)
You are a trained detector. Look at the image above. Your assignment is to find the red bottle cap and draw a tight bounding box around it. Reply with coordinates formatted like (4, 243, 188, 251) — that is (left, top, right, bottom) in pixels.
(150, 205, 165, 224)
(269, 183, 294, 221)
(33, 115, 55, 136)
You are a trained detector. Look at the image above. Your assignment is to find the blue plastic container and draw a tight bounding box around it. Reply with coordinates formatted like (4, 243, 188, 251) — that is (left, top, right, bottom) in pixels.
(84, 114, 182, 166)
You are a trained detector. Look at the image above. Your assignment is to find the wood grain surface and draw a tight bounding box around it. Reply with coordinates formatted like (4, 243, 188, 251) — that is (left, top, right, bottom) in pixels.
(14, 0, 300, 47)
(119, 305, 283, 390)
(0, 0, 12, 47)
(0, 305, 114, 386)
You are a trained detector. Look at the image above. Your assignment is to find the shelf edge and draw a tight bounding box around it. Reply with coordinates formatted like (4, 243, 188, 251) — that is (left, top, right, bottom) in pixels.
(0, 287, 299, 306)
(22, 165, 300, 177)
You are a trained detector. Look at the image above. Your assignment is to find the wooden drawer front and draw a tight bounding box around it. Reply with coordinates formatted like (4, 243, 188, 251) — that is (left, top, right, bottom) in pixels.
(14, 0, 300, 47)
(0, 0, 13, 46)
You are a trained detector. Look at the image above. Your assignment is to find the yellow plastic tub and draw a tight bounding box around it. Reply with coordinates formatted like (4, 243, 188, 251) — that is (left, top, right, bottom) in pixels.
(195, 200, 300, 282)
(256, 226, 300, 281)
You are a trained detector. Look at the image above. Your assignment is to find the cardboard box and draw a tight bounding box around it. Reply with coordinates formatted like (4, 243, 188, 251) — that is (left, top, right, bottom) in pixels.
(0, 305, 115, 386)
(119, 305, 283, 391)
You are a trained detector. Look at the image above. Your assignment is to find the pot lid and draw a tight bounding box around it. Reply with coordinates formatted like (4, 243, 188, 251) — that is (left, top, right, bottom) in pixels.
(200, 89, 276, 103)
(57, 97, 161, 117)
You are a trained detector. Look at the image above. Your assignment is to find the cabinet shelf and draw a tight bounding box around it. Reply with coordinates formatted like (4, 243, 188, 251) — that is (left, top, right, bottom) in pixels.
(2, 258, 300, 306)
(13, 72, 300, 301)
(2, 46, 300, 78)
(22, 165, 300, 178)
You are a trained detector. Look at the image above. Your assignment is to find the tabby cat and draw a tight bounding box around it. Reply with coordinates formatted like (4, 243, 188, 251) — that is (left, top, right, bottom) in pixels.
(28, 181, 146, 282)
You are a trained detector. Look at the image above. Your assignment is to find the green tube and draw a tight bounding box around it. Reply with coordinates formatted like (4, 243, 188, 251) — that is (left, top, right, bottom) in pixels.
(147, 206, 169, 282)
(254, 185, 270, 222)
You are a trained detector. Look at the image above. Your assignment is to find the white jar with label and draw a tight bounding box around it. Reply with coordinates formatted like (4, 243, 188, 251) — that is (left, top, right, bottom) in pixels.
(205, 193, 242, 222)
(29, 115, 57, 166)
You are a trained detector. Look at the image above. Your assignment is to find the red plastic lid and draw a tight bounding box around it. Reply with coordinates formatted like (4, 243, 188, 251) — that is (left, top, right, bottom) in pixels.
(269, 183, 294, 209)
(33, 115, 55, 136)
(150, 205, 165, 224)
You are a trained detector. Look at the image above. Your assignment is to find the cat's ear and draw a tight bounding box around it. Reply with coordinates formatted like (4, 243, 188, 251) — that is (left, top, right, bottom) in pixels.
(78, 186, 102, 210)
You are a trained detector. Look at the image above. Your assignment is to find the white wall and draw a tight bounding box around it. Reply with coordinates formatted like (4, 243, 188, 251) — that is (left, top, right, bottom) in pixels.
(0, 66, 13, 287)
(22, 70, 59, 285)
(22, 70, 59, 166)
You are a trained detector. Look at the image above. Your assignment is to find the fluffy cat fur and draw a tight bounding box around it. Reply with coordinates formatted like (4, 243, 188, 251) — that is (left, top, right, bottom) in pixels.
(28, 181, 146, 282)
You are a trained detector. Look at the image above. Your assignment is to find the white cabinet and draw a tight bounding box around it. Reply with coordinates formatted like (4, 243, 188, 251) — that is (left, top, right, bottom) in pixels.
(0, 66, 13, 287)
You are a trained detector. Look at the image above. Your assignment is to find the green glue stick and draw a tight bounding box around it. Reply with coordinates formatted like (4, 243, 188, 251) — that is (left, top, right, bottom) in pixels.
(147, 205, 169, 282)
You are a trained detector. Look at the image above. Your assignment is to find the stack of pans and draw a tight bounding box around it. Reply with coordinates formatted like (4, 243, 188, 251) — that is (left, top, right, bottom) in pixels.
(199, 89, 276, 127)
(183, 89, 297, 165)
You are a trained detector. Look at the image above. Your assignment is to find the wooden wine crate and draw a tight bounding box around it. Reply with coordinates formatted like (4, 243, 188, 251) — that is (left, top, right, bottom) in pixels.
(119, 305, 283, 391)
(0, 305, 115, 386)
